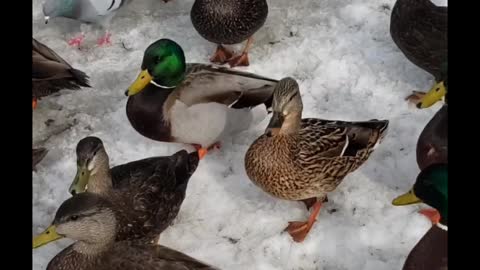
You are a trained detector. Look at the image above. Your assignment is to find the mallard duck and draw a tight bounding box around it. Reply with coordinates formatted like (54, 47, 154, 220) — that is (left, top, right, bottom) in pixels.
(32, 38, 90, 109)
(125, 39, 277, 159)
(244, 78, 389, 242)
(392, 163, 447, 270)
(390, 0, 447, 108)
(32, 148, 48, 170)
(417, 104, 447, 171)
(32, 193, 219, 270)
(67, 136, 199, 244)
(190, 0, 268, 67)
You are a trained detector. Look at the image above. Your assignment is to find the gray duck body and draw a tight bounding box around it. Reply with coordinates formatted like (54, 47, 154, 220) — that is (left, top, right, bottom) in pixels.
(390, 0, 447, 80)
(32, 38, 90, 100)
(47, 241, 218, 270)
(190, 0, 268, 45)
(105, 150, 199, 243)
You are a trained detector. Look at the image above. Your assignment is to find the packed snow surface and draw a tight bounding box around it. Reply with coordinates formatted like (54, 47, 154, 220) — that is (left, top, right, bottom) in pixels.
(33, 0, 447, 269)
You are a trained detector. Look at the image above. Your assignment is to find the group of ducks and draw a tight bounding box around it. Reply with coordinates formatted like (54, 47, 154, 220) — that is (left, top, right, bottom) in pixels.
(32, 0, 447, 269)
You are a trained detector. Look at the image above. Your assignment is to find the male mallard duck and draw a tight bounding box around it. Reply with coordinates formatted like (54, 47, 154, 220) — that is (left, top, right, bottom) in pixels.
(392, 163, 447, 270)
(244, 78, 389, 242)
(125, 39, 277, 159)
(390, 0, 447, 108)
(32, 38, 90, 109)
(190, 0, 268, 67)
(417, 104, 447, 171)
(32, 148, 48, 170)
(33, 193, 219, 270)
(67, 136, 199, 244)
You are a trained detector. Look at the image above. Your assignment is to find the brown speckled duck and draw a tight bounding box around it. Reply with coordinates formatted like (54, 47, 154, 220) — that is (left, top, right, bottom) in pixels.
(32, 38, 90, 109)
(66, 136, 199, 244)
(32, 193, 220, 270)
(244, 78, 389, 242)
(390, 0, 447, 108)
(392, 163, 447, 270)
(190, 0, 268, 67)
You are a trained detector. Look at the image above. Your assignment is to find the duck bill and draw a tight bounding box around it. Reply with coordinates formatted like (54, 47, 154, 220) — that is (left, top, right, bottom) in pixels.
(126, 69, 153, 96)
(392, 189, 422, 206)
(417, 81, 446, 109)
(265, 112, 284, 135)
(33, 225, 63, 249)
(69, 165, 90, 195)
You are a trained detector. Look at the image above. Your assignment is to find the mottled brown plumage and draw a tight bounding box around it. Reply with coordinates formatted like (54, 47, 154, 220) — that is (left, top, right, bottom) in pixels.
(245, 78, 388, 241)
(35, 193, 219, 270)
(190, 0, 268, 67)
(69, 136, 199, 244)
(32, 38, 90, 104)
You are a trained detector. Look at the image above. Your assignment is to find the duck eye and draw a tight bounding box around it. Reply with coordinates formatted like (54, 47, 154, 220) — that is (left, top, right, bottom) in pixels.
(70, 215, 79, 221)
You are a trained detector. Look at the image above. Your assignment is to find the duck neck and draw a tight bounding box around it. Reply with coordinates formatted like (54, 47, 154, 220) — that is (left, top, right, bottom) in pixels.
(72, 210, 117, 256)
(88, 151, 112, 195)
(280, 112, 302, 135)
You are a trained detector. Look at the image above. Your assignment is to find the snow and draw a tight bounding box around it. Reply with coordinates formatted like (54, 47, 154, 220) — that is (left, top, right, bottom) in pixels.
(33, 0, 445, 269)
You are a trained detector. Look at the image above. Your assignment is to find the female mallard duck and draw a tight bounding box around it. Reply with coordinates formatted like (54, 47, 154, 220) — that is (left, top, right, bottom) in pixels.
(33, 193, 219, 270)
(190, 0, 268, 67)
(390, 0, 447, 108)
(32, 148, 48, 170)
(244, 78, 389, 242)
(67, 136, 199, 244)
(125, 39, 277, 159)
(392, 163, 447, 270)
(32, 38, 90, 109)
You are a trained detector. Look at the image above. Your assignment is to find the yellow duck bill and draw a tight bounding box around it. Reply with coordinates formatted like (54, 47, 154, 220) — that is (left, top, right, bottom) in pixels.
(126, 69, 153, 96)
(33, 225, 64, 249)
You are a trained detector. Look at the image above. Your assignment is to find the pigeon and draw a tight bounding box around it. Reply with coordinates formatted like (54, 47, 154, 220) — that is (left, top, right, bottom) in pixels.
(42, 0, 131, 47)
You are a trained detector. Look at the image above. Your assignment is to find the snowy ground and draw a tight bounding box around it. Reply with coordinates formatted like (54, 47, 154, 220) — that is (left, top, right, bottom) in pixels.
(33, 0, 447, 269)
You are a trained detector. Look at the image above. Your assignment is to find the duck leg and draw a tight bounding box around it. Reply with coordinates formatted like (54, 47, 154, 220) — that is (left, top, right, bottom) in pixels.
(228, 37, 254, 68)
(32, 98, 38, 109)
(197, 142, 222, 160)
(285, 200, 323, 242)
(210, 45, 234, 64)
(419, 208, 440, 225)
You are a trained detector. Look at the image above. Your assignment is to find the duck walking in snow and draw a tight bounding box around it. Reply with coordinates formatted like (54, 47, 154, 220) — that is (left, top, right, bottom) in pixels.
(392, 163, 447, 270)
(32, 193, 220, 270)
(191, 0, 269, 67)
(66, 136, 199, 244)
(390, 0, 447, 108)
(244, 77, 389, 242)
(125, 39, 278, 159)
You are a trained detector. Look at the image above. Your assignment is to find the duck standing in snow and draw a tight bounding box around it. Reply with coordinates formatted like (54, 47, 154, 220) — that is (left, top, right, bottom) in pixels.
(125, 39, 278, 159)
(244, 78, 389, 242)
(390, 0, 447, 108)
(392, 163, 447, 270)
(32, 193, 220, 270)
(32, 37, 90, 169)
(65, 136, 200, 244)
(190, 0, 269, 67)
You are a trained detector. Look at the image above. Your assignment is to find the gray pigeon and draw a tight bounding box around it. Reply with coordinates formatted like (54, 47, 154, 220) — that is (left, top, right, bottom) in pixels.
(42, 0, 131, 46)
